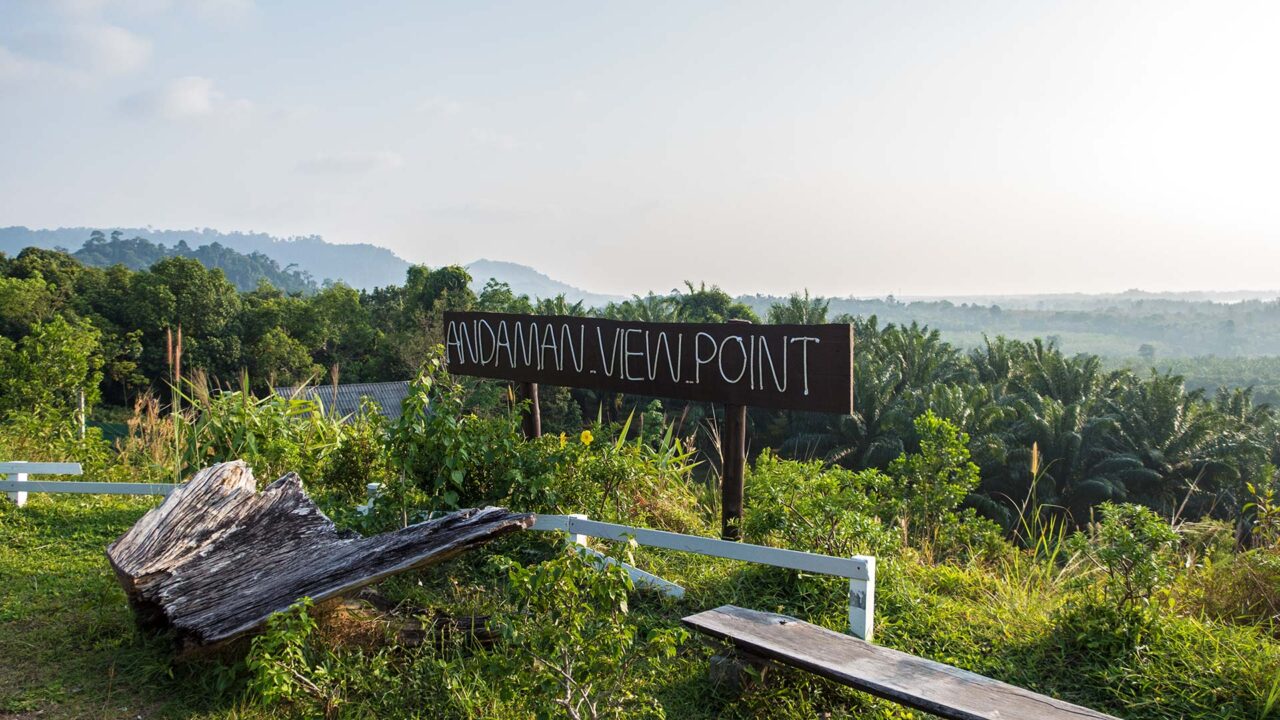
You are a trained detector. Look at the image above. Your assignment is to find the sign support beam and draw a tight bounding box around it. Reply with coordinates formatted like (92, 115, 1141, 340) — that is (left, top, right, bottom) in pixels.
(520, 381, 541, 439)
(721, 403, 747, 540)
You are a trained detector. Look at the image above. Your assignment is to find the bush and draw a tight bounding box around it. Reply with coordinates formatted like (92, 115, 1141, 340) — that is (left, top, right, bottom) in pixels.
(318, 402, 393, 504)
(494, 546, 688, 720)
(887, 411, 982, 552)
(744, 450, 896, 558)
(388, 356, 558, 512)
(1069, 502, 1178, 609)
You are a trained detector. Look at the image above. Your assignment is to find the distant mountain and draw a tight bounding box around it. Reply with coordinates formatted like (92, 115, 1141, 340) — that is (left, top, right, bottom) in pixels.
(73, 232, 316, 293)
(0, 226, 410, 289)
(465, 259, 625, 308)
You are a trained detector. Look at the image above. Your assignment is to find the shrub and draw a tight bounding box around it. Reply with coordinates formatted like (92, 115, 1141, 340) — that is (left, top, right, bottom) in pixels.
(887, 411, 982, 551)
(1069, 502, 1178, 608)
(744, 450, 896, 558)
(494, 545, 688, 720)
(318, 402, 393, 504)
(388, 355, 557, 512)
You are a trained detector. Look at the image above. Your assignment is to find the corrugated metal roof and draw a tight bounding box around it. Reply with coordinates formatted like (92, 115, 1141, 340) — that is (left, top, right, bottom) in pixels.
(274, 381, 412, 421)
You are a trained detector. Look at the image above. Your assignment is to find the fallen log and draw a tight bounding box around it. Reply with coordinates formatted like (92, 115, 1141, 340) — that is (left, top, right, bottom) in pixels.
(106, 461, 533, 650)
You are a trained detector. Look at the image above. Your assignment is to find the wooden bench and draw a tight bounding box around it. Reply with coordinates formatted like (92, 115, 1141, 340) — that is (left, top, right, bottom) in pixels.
(684, 605, 1119, 720)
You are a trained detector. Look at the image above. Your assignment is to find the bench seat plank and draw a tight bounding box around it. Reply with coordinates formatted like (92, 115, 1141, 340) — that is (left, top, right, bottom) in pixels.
(683, 605, 1118, 720)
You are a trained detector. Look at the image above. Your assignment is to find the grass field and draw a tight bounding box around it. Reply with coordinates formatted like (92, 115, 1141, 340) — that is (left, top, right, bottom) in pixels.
(0, 494, 258, 719)
(4, 492, 1280, 719)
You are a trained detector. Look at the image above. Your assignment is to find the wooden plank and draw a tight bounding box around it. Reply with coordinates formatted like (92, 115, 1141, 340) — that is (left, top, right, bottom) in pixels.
(0, 462, 83, 475)
(530, 515, 872, 581)
(443, 311, 854, 414)
(0, 480, 177, 495)
(683, 605, 1119, 720)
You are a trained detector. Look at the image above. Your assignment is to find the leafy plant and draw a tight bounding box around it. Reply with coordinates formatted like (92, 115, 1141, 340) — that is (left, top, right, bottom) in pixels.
(495, 546, 688, 720)
(1069, 502, 1178, 608)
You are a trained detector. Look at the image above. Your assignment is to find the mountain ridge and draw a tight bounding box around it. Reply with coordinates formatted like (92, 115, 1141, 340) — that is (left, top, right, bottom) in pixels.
(0, 226, 411, 290)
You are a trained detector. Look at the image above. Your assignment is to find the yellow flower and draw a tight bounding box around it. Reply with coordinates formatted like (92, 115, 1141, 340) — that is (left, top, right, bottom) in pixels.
(580, 430, 594, 446)
(559, 432, 567, 448)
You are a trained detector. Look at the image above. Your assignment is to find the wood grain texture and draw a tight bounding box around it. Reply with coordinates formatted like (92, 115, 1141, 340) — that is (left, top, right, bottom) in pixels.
(106, 461, 533, 649)
(683, 605, 1120, 720)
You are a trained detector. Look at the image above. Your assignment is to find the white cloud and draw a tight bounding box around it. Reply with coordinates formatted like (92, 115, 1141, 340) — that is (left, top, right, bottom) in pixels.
(0, 22, 150, 86)
(122, 75, 252, 120)
(296, 151, 405, 175)
(65, 22, 151, 75)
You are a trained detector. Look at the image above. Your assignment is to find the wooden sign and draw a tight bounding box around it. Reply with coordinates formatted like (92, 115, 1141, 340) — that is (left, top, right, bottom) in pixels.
(443, 311, 853, 414)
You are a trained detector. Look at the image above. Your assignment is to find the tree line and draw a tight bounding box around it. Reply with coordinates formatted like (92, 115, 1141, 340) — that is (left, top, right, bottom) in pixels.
(1, 244, 1276, 537)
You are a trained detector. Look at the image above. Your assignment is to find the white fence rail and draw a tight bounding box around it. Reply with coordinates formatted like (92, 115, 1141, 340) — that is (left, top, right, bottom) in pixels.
(11, 476, 878, 640)
(530, 513, 876, 640)
(0, 461, 179, 507)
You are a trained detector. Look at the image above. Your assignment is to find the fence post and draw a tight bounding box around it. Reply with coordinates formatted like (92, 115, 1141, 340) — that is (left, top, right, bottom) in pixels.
(848, 556, 875, 641)
(6, 461, 28, 507)
(566, 512, 589, 547)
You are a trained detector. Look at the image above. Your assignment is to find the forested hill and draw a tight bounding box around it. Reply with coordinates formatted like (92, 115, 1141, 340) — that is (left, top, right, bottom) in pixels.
(73, 231, 316, 293)
(465, 259, 624, 308)
(0, 226, 409, 289)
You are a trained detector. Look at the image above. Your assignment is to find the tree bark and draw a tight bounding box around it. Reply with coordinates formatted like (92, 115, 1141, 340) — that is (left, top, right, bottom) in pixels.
(106, 461, 533, 650)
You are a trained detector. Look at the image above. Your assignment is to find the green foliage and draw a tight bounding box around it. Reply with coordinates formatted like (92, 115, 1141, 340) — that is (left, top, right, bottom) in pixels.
(744, 450, 896, 558)
(169, 376, 342, 485)
(496, 546, 688, 720)
(1181, 549, 1280, 636)
(1069, 502, 1179, 608)
(0, 315, 102, 425)
(246, 598, 323, 708)
(0, 274, 58, 336)
(1245, 472, 1280, 548)
(765, 289, 829, 325)
(384, 355, 555, 514)
(246, 598, 394, 718)
(887, 411, 984, 550)
(319, 402, 394, 504)
(75, 231, 318, 293)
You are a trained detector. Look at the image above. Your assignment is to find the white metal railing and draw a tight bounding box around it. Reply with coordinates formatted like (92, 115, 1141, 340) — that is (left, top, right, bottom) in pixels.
(530, 513, 876, 641)
(0, 461, 178, 507)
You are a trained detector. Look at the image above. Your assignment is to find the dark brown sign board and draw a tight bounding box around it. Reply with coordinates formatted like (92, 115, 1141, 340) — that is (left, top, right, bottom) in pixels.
(443, 311, 853, 414)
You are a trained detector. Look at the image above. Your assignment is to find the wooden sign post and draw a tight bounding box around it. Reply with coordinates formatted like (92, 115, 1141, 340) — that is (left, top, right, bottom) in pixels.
(520, 381, 541, 438)
(443, 311, 853, 539)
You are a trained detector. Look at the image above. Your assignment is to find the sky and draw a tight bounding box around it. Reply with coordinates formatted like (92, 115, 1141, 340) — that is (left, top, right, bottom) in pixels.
(2, 1, 1279, 298)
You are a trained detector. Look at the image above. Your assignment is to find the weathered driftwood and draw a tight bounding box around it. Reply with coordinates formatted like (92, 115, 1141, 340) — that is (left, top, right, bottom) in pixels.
(106, 461, 533, 649)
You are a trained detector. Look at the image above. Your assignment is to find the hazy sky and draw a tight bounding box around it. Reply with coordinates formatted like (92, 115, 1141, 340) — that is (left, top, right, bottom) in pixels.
(2, 1, 1279, 297)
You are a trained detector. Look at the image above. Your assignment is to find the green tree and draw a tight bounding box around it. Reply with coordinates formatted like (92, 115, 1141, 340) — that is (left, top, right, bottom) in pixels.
(766, 289, 829, 324)
(673, 281, 758, 323)
(0, 315, 103, 423)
